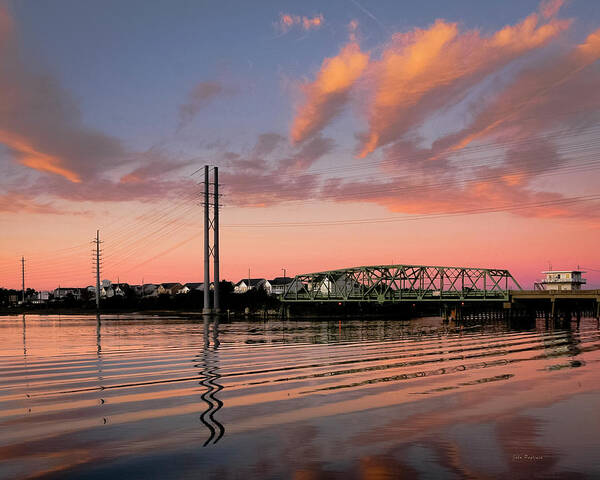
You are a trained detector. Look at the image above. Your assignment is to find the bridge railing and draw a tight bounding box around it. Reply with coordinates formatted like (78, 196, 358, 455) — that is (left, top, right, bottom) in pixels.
(281, 264, 522, 303)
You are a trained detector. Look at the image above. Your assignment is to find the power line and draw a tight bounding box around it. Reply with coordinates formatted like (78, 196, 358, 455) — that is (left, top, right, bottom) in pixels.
(221, 194, 600, 228)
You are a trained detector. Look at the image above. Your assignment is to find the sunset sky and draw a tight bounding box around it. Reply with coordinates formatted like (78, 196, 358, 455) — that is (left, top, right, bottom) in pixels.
(0, 0, 599, 290)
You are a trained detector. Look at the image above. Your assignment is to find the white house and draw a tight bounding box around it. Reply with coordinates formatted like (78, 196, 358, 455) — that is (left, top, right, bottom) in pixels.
(53, 287, 82, 300)
(32, 291, 50, 304)
(307, 274, 362, 297)
(538, 270, 587, 291)
(132, 284, 159, 297)
(178, 282, 215, 294)
(269, 277, 301, 295)
(234, 278, 267, 293)
(179, 282, 203, 294)
(101, 285, 114, 298)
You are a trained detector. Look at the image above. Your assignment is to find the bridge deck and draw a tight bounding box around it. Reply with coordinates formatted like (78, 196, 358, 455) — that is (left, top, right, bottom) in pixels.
(510, 290, 600, 301)
(280, 264, 599, 307)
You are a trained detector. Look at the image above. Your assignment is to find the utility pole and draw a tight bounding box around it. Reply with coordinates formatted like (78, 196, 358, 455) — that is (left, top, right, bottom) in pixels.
(282, 268, 286, 279)
(200, 165, 222, 315)
(213, 166, 220, 313)
(203, 166, 211, 314)
(21, 256, 25, 303)
(93, 230, 102, 310)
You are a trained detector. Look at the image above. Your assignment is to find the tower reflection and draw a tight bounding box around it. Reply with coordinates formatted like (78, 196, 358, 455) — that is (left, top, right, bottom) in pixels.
(197, 317, 225, 446)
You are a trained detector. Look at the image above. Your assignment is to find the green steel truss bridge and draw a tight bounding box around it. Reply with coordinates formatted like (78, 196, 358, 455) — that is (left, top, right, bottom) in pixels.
(280, 265, 522, 303)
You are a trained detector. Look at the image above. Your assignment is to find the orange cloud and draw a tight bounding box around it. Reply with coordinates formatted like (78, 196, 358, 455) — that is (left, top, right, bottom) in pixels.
(0, 4, 135, 188)
(291, 42, 369, 143)
(430, 27, 600, 160)
(278, 13, 324, 33)
(357, 5, 571, 157)
(0, 131, 81, 183)
(322, 172, 600, 222)
(540, 0, 565, 19)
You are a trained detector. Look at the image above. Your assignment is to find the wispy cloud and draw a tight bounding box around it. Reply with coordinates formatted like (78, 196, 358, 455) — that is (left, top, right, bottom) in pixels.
(357, 5, 571, 157)
(0, 5, 210, 207)
(291, 33, 369, 144)
(540, 0, 565, 19)
(277, 13, 324, 33)
(219, 132, 334, 206)
(0, 5, 125, 184)
(315, 25, 600, 221)
(288, 3, 571, 153)
(178, 80, 234, 128)
(0, 192, 64, 215)
(278, 1, 599, 221)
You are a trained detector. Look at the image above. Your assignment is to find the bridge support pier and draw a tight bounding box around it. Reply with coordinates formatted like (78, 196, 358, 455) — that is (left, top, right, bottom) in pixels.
(441, 304, 450, 323)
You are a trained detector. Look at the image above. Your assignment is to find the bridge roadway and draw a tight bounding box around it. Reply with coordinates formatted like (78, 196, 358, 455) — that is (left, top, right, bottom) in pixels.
(510, 289, 600, 317)
(279, 264, 599, 315)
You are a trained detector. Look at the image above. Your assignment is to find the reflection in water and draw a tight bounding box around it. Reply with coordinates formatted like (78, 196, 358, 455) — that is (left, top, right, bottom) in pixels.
(96, 313, 102, 356)
(22, 314, 31, 410)
(1, 315, 600, 479)
(22, 313, 26, 357)
(96, 314, 106, 423)
(197, 317, 225, 446)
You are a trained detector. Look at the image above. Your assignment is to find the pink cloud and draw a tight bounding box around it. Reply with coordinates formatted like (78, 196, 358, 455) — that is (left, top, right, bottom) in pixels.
(291, 41, 369, 144)
(0, 5, 126, 183)
(357, 6, 571, 157)
(278, 13, 324, 33)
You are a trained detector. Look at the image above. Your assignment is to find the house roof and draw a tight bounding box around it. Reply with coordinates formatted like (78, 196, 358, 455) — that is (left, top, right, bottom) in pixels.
(270, 277, 294, 285)
(236, 278, 266, 287)
(184, 282, 204, 288)
(160, 283, 182, 288)
(542, 270, 585, 274)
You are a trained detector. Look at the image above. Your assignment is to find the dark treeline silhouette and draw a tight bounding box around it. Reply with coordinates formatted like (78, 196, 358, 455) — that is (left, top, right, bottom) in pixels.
(0, 288, 26, 307)
(0, 282, 281, 315)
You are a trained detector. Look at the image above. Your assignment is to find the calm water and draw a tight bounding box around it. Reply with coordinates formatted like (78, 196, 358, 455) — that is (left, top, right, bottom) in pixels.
(1, 314, 599, 479)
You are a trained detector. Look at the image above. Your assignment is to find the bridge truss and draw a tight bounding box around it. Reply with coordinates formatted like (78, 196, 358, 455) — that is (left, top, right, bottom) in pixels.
(281, 265, 522, 303)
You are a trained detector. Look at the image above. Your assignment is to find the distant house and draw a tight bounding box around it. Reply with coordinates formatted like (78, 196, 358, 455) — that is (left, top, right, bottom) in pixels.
(86, 285, 96, 299)
(32, 291, 50, 304)
(130, 284, 159, 297)
(112, 283, 129, 297)
(234, 278, 267, 293)
(101, 285, 114, 298)
(307, 275, 362, 297)
(143, 284, 159, 297)
(537, 270, 587, 291)
(157, 283, 183, 296)
(98, 279, 113, 298)
(179, 282, 211, 294)
(53, 287, 82, 300)
(269, 277, 299, 296)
